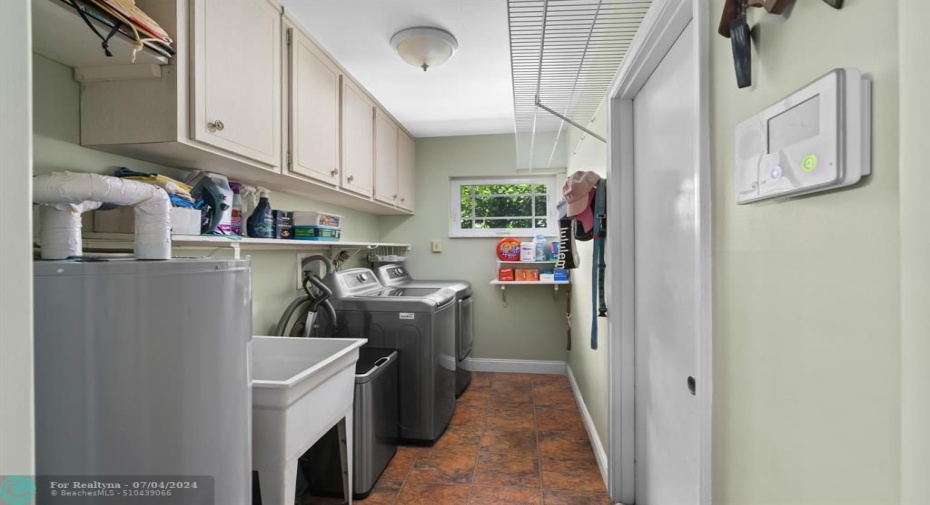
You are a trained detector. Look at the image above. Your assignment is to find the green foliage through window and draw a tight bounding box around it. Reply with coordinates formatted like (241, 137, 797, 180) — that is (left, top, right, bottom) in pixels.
(458, 182, 549, 231)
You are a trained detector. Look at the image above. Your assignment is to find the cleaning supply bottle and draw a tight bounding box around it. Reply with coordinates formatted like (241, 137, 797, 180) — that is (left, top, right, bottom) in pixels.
(533, 233, 547, 261)
(207, 173, 234, 235)
(228, 182, 243, 236)
(247, 190, 274, 238)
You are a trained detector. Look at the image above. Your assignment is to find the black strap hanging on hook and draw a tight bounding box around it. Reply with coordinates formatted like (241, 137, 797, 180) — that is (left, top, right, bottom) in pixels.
(69, 0, 122, 57)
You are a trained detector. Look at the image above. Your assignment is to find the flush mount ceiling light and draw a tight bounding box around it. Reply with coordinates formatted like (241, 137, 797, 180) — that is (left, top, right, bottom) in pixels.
(390, 27, 458, 72)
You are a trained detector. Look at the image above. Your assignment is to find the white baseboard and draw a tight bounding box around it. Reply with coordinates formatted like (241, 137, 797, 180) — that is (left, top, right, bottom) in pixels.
(464, 357, 567, 375)
(567, 364, 609, 489)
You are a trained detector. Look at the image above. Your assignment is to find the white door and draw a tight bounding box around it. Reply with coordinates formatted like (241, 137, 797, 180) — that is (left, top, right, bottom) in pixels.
(632, 21, 700, 504)
(373, 108, 398, 204)
(288, 27, 341, 185)
(397, 130, 415, 211)
(341, 78, 375, 197)
(192, 0, 281, 169)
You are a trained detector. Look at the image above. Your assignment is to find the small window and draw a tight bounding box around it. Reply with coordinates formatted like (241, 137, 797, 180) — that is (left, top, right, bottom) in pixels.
(450, 176, 559, 238)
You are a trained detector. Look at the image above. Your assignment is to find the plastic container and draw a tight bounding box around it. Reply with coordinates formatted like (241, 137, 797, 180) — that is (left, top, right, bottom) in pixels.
(247, 190, 274, 238)
(292, 211, 342, 228)
(496, 238, 521, 261)
(533, 234, 547, 261)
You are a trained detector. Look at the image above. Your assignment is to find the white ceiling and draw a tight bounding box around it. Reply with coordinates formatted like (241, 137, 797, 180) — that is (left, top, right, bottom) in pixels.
(280, 0, 515, 138)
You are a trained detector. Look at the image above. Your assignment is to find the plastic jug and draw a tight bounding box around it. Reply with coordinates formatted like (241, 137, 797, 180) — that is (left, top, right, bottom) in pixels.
(247, 190, 274, 238)
(533, 234, 547, 261)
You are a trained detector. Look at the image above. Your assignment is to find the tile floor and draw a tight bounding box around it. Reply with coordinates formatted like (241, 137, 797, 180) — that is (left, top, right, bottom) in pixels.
(306, 371, 610, 505)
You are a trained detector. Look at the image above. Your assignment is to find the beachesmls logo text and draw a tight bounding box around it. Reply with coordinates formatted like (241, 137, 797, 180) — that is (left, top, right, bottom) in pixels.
(0, 476, 35, 505)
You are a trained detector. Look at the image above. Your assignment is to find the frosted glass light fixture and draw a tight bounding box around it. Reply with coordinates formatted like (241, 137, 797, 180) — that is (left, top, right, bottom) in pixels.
(390, 27, 458, 72)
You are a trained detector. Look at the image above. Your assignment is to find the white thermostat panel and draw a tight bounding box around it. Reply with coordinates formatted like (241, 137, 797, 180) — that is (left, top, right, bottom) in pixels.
(735, 68, 871, 204)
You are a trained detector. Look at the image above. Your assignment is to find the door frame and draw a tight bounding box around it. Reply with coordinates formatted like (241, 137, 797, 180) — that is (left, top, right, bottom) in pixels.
(605, 1, 712, 503)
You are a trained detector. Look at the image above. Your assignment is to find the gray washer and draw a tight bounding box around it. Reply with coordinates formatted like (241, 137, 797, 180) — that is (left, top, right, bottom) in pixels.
(373, 264, 474, 397)
(323, 268, 456, 445)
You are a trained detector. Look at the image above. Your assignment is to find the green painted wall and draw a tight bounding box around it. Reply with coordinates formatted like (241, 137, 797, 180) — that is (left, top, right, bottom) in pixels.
(564, 101, 609, 450)
(710, 1, 901, 502)
(898, 1, 930, 503)
(381, 134, 569, 362)
(31, 54, 381, 335)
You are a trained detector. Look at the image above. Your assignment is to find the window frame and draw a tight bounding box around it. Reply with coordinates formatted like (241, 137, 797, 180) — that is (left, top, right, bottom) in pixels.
(449, 175, 560, 238)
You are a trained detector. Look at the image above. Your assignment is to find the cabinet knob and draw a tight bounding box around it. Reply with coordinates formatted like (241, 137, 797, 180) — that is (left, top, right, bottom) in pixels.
(347, 175, 354, 183)
(208, 120, 225, 132)
(393, 194, 398, 199)
(330, 169, 338, 176)
(400, 197, 406, 202)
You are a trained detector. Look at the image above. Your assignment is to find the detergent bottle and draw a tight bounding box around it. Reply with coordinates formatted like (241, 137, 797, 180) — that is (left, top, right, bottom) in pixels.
(247, 190, 274, 238)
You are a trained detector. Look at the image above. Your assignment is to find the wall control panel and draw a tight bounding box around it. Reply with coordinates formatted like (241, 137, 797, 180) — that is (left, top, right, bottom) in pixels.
(734, 68, 871, 204)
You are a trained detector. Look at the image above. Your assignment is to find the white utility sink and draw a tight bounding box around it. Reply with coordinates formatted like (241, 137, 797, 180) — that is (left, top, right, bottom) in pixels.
(251, 336, 366, 505)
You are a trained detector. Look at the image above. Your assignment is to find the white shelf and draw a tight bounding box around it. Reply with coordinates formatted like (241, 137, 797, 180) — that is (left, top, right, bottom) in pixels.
(496, 260, 558, 264)
(82, 233, 409, 259)
(33, 0, 171, 68)
(489, 278, 571, 307)
(489, 280, 570, 285)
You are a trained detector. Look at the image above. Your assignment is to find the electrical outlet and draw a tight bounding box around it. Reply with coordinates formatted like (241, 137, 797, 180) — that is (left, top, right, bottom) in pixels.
(430, 239, 442, 253)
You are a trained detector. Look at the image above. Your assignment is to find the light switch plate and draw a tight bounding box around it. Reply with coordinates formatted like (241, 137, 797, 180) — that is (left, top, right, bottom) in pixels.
(430, 239, 442, 253)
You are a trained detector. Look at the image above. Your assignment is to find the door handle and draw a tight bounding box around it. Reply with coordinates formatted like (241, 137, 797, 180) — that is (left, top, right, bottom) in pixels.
(687, 376, 696, 396)
(347, 175, 354, 183)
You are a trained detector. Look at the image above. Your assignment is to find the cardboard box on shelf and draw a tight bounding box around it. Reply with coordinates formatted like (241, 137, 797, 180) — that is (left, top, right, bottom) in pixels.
(94, 206, 201, 236)
(515, 269, 540, 281)
(498, 268, 515, 282)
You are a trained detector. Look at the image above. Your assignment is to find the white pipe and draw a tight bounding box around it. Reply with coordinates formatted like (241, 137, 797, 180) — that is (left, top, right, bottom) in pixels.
(33, 172, 171, 260)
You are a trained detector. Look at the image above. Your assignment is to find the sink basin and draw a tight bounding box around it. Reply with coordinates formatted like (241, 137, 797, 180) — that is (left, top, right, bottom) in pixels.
(251, 336, 366, 505)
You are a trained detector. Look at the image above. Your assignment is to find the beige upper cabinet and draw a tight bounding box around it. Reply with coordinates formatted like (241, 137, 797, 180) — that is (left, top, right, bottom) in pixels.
(373, 108, 399, 205)
(191, 0, 281, 169)
(286, 27, 341, 185)
(341, 78, 375, 197)
(397, 130, 415, 211)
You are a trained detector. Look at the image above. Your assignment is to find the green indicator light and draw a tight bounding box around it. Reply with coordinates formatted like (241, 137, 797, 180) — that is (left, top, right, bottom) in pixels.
(801, 154, 818, 173)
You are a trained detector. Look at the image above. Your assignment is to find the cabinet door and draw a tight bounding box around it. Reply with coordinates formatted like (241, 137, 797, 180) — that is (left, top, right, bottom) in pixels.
(288, 28, 340, 185)
(340, 78, 374, 197)
(192, 0, 281, 169)
(373, 108, 398, 204)
(397, 129, 415, 211)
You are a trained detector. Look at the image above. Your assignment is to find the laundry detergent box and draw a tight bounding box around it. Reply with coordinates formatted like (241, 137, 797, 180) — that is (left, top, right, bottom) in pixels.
(553, 269, 569, 281)
(498, 268, 515, 282)
(519, 242, 536, 261)
(293, 225, 341, 241)
(515, 269, 540, 281)
(272, 210, 293, 239)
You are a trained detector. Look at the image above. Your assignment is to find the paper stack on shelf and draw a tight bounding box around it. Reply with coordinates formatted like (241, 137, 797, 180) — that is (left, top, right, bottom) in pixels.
(59, 0, 175, 60)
